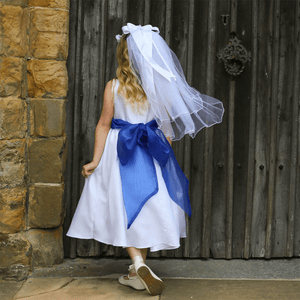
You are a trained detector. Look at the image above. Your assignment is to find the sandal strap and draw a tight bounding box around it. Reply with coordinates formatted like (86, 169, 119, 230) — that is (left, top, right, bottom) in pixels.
(128, 264, 136, 273)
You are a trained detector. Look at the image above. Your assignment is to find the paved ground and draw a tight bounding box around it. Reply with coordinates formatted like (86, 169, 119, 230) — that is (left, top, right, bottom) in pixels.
(1, 258, 300, 300)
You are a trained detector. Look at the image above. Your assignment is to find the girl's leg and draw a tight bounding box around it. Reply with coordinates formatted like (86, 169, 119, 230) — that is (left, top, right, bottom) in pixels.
(124, 247, 164, 295)
(125, 247, 148, 278)
(141, 248, 148, 262)
(126, 247, 148, 262)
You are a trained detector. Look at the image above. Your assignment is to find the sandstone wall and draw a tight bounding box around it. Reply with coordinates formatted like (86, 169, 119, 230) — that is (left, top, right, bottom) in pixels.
(0, 0, 69, 280)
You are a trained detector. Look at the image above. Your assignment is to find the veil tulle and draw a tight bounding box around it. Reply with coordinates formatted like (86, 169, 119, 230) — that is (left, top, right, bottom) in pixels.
(116, 23, 224, 141)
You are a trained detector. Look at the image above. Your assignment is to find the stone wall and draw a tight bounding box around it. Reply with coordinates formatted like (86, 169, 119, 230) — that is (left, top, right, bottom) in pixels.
(0, 0, 69, 280)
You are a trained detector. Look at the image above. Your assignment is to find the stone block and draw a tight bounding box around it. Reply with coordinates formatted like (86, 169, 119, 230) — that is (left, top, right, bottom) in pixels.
(0, 139, 26, 188)
(26, 226, 64, 267)
(0, 5, 29, 57)
(0, 98, 27, 139)
(0, 233, 32, 268)
(27, 60, 68, 98)
(28, 137, 67, 183)
(0, 264, 29, 281)
(28, 0, 69, 9)
(0, 187, 26, 234)
(30, 99, 66, 137)
(0, 1, 28, 7)
(0, 57, 26, 98)
(30, 7, 69, 34)
(30, 32, 68, 60)
(29, 184, 64, 228)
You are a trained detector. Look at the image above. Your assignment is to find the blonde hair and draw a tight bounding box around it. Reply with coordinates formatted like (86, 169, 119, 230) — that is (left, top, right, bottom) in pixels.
(116, 34, 149, 114)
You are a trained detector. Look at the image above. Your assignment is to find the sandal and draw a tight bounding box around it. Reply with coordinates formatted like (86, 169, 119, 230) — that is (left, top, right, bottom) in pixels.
(133, 256, 165, 296)
(118, 264, 146, 290)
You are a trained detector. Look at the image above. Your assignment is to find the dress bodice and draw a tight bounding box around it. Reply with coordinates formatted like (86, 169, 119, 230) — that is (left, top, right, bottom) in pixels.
(113, 79, 155, 124)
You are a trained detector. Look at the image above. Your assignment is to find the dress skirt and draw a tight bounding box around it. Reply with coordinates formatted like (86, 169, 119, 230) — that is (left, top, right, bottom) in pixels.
(66, 128, 187, 252)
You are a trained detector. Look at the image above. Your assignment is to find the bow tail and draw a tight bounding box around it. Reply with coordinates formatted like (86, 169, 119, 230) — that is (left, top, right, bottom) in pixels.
(119, 145, 158, 229)
(161, 152, 192, 217)
(156, 130, 192, 217)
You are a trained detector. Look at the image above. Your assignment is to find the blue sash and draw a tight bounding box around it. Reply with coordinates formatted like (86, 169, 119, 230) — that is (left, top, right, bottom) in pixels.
(111, 118, 192, 229)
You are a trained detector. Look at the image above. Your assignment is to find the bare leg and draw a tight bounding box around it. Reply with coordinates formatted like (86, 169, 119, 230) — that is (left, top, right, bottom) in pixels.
(126, 247, 148, 262)
(125, 247, 148, 278)
(141, 248, 148, 262)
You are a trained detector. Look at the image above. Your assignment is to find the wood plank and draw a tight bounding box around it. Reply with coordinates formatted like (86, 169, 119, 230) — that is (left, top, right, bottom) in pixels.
(181, 0, 195, 258)
(265, 0, 280, 259)
(292, 0, 300, 257)
(97, 0, 109, 256)
(232, 0, 253, 258)
(127, 0, 145, 25)
(287, 0, 300, 257)
(81, 0, 104, 158)
(273, 0, 296, 257)
(209, 0, 231, 259)
(105, 0, 124, 83)
(144, 0, 150, 24)
(76, 0, 105, 257)
(69, 0, 84, 259)
(188, 0, 210, 258)
(149, 0, 166, 38)
(224, 0, 238, 260)
(251, 0, 274, 258)
(226, 80, 235, 259)
(201, 0, 217, 258)
(170, 0, 190, 259)
(244, 0, 258, 259)
(63, 0, 80, 258)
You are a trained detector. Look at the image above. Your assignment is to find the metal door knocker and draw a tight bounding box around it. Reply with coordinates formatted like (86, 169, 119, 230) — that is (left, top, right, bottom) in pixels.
(217, 36, 251, 76)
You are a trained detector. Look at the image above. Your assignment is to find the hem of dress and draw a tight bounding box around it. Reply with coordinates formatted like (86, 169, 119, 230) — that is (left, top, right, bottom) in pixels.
(66, 233, 187, 252)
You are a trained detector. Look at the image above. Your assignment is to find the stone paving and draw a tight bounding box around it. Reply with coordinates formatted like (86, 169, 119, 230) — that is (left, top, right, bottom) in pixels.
(1, 258, 300, 300)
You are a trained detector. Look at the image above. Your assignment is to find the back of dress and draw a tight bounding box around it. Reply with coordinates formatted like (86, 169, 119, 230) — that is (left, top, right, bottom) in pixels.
(113, 79, 155, 124)
(67, 78, 187, 252)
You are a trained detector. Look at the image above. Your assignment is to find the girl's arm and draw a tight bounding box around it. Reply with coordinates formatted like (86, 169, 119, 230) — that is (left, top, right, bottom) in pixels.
(82, 80, 114, 178)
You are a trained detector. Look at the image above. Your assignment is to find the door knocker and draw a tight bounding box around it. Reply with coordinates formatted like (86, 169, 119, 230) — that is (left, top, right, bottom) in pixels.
(217, 36, 251, 76)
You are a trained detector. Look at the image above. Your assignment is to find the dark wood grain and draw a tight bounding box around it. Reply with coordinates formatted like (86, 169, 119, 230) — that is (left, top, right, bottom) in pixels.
(188, 0, 210, 258)
(244, 0, 258, 259)
(265, 0, 281, 259)
(291, 0, 300, 257)
(201, 0, 217, 258)
(272, 0, 296, 257)
(250, 0, 274, 258)
(232, 0, 252, 258)
(209, 0, 230, 259)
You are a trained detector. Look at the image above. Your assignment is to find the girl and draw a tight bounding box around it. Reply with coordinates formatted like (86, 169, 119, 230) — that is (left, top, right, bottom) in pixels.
(67, 23, 224, 296)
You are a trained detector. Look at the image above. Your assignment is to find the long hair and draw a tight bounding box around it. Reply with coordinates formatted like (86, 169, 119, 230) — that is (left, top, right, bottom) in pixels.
(116, 34, 148, 114)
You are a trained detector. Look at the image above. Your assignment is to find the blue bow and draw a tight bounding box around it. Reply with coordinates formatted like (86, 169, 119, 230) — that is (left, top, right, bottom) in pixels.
(111, 118, 191, 229)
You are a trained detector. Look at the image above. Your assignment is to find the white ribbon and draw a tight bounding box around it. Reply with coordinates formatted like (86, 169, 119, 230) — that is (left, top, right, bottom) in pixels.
(116, 23, 176, 83)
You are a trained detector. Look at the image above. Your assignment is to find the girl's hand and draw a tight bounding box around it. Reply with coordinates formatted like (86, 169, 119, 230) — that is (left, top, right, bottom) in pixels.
(82, 161, 98, 178)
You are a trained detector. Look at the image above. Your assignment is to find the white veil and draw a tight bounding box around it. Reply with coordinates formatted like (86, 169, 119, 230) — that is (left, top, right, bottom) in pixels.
(116, 23, 224, 141)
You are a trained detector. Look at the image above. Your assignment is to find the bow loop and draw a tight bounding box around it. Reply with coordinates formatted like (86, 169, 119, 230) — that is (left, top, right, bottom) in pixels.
(112, 118, 170, 167)
(122, 23, 159, 35)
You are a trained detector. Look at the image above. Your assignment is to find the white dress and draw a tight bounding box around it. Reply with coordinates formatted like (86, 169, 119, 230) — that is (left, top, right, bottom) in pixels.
(67, 79, 187, 252)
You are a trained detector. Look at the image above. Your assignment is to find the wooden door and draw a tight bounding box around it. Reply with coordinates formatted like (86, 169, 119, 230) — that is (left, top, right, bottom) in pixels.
(63, 0, 300, 259)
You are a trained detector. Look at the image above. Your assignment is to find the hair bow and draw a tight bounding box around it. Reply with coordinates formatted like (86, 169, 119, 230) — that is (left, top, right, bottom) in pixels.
(115, 23, 159, 42)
